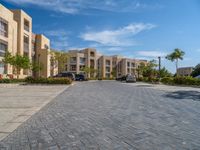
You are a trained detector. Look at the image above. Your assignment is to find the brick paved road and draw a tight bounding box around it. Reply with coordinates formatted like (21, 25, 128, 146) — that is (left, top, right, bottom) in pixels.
(0, 81, 200, 150)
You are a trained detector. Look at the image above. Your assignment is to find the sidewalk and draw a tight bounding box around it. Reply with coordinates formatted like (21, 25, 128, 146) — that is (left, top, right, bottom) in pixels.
(0, 84, 69, 141)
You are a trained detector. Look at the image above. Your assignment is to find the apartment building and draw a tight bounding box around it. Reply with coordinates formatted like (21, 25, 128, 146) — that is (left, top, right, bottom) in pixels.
(32, 34, 58, 77)
(66, 48, 97, 78)
(11, 9, 32, 77)
(98, 55, 113, 78)
(177, 67, 193, 76)
(0, 4, 58, 78)
(0, 4, 17, 76)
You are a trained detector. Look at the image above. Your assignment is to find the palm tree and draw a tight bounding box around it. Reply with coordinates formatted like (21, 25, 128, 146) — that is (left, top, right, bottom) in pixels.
(165, 48, 185, 74)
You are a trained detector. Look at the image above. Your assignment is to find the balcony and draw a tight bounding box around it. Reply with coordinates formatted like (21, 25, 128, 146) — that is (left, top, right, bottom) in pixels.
(24, 25, 29, 32)
(24, 43, 29, 53)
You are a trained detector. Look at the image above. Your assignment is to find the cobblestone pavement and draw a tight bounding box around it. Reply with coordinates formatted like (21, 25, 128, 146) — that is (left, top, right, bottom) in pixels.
(0, 81, 200, 150)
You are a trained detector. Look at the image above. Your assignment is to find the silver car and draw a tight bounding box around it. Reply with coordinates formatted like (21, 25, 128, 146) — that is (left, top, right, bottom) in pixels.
(126, 74, 136, 83)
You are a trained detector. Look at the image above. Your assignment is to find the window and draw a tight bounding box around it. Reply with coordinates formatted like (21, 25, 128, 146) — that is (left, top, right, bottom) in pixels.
(106, 60, 110, 66)
(0, 18, 8, 37)
(70, 65, 76, 71)
(106, 67, 110, 72)
(80, 57, 85, 64)
(24, 35, 29, 52)
(127, 62, 130, 67)
(0, 42, 7, 57)
(70, 57, 76, 63)
(24, 19, 29, 32)
(131, 63, 135, 67)
(90, 51, 95, 57)
(44, 44, 49, 49)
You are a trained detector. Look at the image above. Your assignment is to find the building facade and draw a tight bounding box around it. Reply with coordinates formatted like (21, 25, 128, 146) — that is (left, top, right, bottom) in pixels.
(0, 4, 58, 78)
(66, 48, 97, 78)
(177, 67, 193, 76)
(0, 4, 17, 76)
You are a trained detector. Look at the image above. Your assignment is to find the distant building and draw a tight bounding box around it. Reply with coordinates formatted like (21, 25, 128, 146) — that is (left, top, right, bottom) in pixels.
(177, 67, 193, 76)
(66, 48, 97, 78)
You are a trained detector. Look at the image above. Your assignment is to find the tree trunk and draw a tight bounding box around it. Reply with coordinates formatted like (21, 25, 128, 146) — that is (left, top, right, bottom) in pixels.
(176, 59, 178, 76)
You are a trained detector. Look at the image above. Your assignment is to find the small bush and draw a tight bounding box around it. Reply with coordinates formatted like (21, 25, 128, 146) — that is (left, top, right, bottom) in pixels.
(25, 77, 72, 84)
(161, 77, 174, 85)
(0, 78, 25, 83)
(161, 76, 200, 86)
(102, 77, 115, 80)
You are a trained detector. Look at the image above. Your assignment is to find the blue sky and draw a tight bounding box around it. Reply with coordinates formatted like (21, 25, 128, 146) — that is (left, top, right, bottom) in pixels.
(1, 0, 200, 73)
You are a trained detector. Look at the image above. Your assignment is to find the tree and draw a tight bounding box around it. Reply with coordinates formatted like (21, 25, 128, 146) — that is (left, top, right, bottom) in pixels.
(31, 60, 43, 78)
(81, 66, 97, 78)
(165, 48, 185, 74)
(111, 68, 117, 78)
(136, 62, 146, 78)
(50, 50, 68, 73)
(191, 64, 200, 77)
(142, 60, 158, 78)
(3, 51, 31, 78)
(159, 67, 172, 78)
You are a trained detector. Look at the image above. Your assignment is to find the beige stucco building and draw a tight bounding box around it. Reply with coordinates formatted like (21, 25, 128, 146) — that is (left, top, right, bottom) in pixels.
(0, 4, 58, 78)
(177, 67, 193, 76)
(67, 48, 97, 78)
(97, 55, 148, 79)
(0, 4, 17, 76)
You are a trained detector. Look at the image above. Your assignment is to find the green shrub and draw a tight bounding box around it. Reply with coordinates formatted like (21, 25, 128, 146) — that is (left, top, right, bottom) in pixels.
(161, 77, 174, 85)
(161, 76, 200, 86)
(25, 77, 72, 84)
(102, 77, 115, 80)
(0, 78, 25, 83)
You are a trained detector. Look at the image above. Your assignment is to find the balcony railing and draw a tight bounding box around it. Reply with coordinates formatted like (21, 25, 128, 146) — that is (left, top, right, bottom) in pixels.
(24, 25, 29, 32)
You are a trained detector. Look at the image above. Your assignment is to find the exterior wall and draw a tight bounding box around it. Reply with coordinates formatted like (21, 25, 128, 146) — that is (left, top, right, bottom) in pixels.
(11, 9, 32, 78)
(177, 67, 193, 76)
(98, 56, 113, 78)
(67, 48, 98, 78)
(0, 4, 17, 76)
(35, 34, 50, 78)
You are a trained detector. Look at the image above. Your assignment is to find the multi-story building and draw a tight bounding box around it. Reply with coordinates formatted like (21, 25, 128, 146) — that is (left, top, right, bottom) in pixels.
(177, 67, 193, 76)
(0, 4, 17, 76)
(0, 4, 58, 78)
(98, 55, 113, 78)
(32, 34, 58, 78)
(66, 48, 97, 78)
(97, 55, 147, 79)
(11, 9, 32, 77)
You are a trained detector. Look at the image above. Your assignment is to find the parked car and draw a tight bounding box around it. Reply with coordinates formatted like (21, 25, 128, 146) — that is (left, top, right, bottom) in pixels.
(126, 74, 136, 83)
(119, 74, 136, 83)
(54, 72, 75, 80)
(75, 74, 87, 81)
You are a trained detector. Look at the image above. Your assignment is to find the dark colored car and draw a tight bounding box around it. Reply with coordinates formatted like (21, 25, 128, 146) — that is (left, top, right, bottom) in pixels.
(75, 74, 87, 81)
(54, 72, 75, 80)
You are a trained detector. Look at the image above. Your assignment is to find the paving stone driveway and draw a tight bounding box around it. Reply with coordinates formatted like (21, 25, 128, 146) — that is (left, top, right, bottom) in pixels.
(0, 81, 200, 149)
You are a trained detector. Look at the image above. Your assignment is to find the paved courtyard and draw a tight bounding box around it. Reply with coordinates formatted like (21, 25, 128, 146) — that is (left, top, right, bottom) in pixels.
(0, 81, 200, 149)
(0, 84, 68, 141)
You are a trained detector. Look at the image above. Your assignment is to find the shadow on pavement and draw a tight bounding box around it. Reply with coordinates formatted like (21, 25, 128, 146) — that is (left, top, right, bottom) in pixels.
(164, 90, 200, 101)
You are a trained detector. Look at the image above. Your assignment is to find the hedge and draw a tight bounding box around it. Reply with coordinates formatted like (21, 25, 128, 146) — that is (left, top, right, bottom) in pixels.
(25, 77, 72, 84)
(161, 76, 200, 86)
(0, 78, 25, 83)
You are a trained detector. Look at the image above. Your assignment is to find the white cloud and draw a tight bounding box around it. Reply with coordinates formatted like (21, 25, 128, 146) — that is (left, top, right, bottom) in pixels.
(137, 51, 167, 57)
(4, 0, 162, 14)
(45, 30, 69, 50)
(80, 23, 156, 46)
